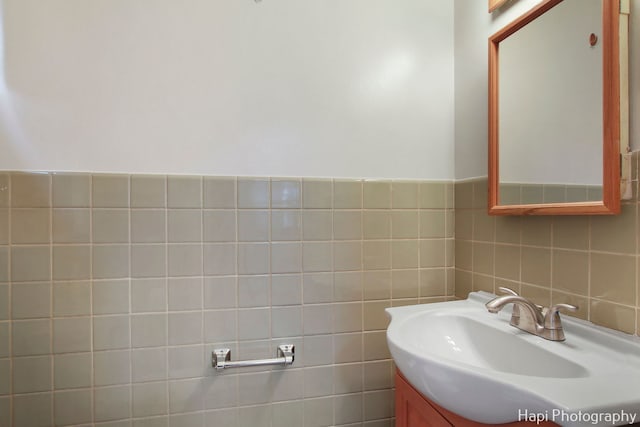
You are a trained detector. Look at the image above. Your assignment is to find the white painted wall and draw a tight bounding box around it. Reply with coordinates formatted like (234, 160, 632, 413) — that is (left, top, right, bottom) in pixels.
(0, 0, 454, 179)
(454, 0, 640, 180)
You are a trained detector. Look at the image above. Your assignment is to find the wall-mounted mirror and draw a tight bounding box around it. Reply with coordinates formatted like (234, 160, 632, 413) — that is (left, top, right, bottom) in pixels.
(488, 0, 629, 215)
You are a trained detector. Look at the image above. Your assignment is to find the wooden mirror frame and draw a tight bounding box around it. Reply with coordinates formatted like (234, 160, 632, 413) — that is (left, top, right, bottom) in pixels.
(489, 0, 510, 13)
(488, 0, 622, 216)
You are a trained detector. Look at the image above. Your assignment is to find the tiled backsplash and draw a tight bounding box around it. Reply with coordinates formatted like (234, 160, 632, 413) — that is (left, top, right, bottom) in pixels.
(0, 172, 454, 427)
(455, 152, 640, 336)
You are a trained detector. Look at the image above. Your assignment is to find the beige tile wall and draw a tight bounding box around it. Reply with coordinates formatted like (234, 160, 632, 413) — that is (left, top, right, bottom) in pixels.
(0, 172, 454, 427)
(455, 152, 640, 336)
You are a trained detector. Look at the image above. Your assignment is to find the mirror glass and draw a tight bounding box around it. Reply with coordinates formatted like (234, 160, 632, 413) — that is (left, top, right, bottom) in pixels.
(488, 0, 624, 215)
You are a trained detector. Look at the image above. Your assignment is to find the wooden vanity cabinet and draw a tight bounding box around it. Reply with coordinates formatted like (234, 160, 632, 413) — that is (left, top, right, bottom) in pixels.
(395, 372, 559, 427)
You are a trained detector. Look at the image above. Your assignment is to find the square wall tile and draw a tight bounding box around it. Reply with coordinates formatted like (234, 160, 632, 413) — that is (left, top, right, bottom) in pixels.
(334, 241, 362, 272)
(132, 278, 166, 312)
(392, 182, 418, 209)
(93, 245, 129, 279)
(52, 209, 90, 243)
(95, 385, 131, 422)
(132, 314, 167, 348)
(53, 245, 90, 281)
(131, 175, 166, 208)
(11, 245, 50, 282)
(0, 248, 6, 283)
(0, 359, 8, 395)
(0, 323, 7, 357)
(364, 181, 391, 209)
(303, 272, 333, 304)
(271, 242, 302, 274)
(363, 390, 393, 421)
(52, 173, 91, 208)
(238, 276, 269, 308)
(0, 209, 7, 245)
(271, 210, 301, 241)
(333, 302, 363, 333)
(552, 216, 589, 250)
(204, 244, 237, 276)
(334, 180, 362, 209)
(13, 392, 52, 427)
(271, 274, 301, 306)
(13, 356, 51, 393)
(53, 317, 91, 353)
(168, 244, 202, 277)
(203, 210, 236, 242)
(93, 315, 130, 350)
(272, 306, 302, 338)
(168, 176, 202, 208)
(303, 179, 332, 209)
(169, 312, 202, 345)
(590, 253, 636, 305)
(94, 350, 131, 386)
(238, 308, 269, 340)
(421, 182, 447, 209)
(169, 378, 205, 413)
(591, 204, 637, 254)
(204, 177, 236, 209)
(11, 208, 50, 244)
(133, 382, 168, 417)
(363, 241, 391, 271)
(204, 277, 237, 309)
(303, 210, 332, 241)
(53, 281, 91, 317)
(0, 285, 7, 320)
(168, 277, 203, 311)
(333, 211, 362, 240)
(334, 393, 362, 424)
(0, 174, 8, 208)
(168, 346, 204, 379)
(590, 299, 636, 334)
(54, 389, 92, 426)
(363, 211, 390, 240)
(11, 172, 50, 208)
(12, 282, 51, 319)
(93, 279, 130, 314)
(238, 178, 269, 209)
(54, 353, 92, 389)
(168, 210, 202, 243)
(12, 319, 50, 356)
(131, 210, 166, 243)
(238, 243, 269, 275)
(272, 180, 301, 208)
(93, 209, 130, 243)
(204, 310, 236, 343)
(93, 174, 130, 208)
(552, 249, 589, 296)
(131, 244, 166, 278)
(132, 348, 167, 383)
(238, 211, 269, 242)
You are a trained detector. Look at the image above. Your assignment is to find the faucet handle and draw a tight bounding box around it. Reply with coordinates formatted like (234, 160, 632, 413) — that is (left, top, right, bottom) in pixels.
(544, 303, 578, 330)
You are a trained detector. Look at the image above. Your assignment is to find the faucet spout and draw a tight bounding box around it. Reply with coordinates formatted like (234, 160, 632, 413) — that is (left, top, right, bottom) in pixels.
(485, 295, 545, 331)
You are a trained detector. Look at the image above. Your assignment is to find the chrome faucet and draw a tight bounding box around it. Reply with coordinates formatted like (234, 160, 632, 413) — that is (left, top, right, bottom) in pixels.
(486, 287, 577, 341)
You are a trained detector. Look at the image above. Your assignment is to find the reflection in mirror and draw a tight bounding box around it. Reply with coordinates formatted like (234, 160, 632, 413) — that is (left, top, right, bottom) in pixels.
(488, 0, 627, 215)
(499, 0, 603, 205)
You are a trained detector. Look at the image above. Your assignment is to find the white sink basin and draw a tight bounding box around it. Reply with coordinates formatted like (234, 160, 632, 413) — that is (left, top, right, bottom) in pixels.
(386, 292, 640, 426)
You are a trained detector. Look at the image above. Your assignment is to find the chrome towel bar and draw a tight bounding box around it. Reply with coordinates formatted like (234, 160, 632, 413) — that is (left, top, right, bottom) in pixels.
(212, 344, 295, 371)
